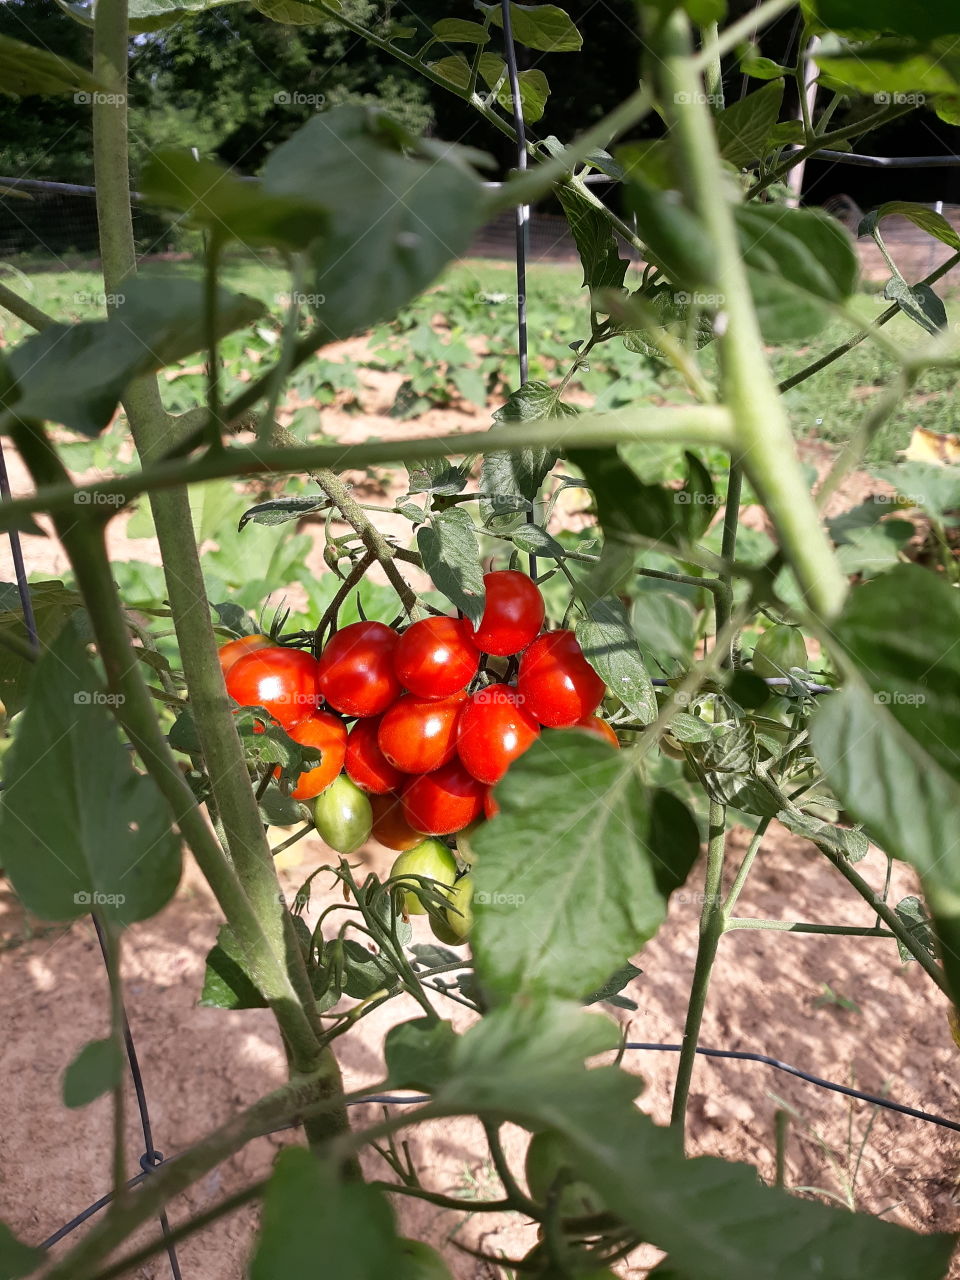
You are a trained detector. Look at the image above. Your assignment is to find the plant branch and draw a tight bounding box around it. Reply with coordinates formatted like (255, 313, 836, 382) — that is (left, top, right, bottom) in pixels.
(0, 279, 56, 331)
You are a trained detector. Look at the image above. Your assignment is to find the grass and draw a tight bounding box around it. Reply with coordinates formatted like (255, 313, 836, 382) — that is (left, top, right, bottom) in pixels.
(0, 253, 954, 464)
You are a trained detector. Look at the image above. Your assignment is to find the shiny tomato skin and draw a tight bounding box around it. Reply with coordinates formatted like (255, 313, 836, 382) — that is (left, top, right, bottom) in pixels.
(394, 616, 480, 699)
(402, 761, 488, 836)
(457, 683, 539, 784)
(218, 633, 271, 677)
(574, 715, 620, 748)
(483, 790, 500, 820)
(464, 570, 545, 656)
(225, 645, 321, 729)
(286, 711, 347, 800)
(378, 691, 466, 774)
(517, 631, 605, 728)
(369, 792, 424, 851)
(344, 716, 404, 794)
(317, 621, 402, 717)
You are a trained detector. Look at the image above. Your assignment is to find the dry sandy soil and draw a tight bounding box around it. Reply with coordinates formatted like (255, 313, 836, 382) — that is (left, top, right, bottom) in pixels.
(1, 377, 959, 1278)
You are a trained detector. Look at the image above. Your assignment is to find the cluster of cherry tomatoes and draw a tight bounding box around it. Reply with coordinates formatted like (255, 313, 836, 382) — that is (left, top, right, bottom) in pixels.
(218, 569, 617, 851)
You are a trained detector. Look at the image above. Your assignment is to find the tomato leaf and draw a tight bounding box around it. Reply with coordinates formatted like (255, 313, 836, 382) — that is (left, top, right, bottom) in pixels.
(572, 447, 715, 551)
(0, 33, 104, 96)
(812, 0, 960, 39)
(479, 2, 582, 52)
(0, 580, 84, 717)
(405, 458, 471, 497)
(0, 1223, 42, 1280)
(432, 18, 491, 43)
(238, 496, 331, 530)
(200, 924, 269, 1010)
(860, 200, 960, 253)
(555, 183, 630, 293)
(471, 735, 699, 1005)
(576, 597, 657, 724)
(817, 38, 960, 96)
(714, 79, 784, 167)
(384, 1017, 458, 1091)
(250, 1149, 405, 1280)
(0, 623, 182, 926)
(870, 460, 960, 524)
(882, 276, 948, 335)
(416, 508, 486, 625)
(63, 1037, 123, 1108)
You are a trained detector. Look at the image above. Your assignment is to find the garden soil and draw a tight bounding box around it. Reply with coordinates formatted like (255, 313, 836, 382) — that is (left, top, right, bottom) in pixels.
(2, 399, 959, 1278)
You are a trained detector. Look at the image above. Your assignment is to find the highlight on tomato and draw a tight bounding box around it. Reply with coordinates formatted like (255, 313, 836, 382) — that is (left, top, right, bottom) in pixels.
(393, 615, 480, 699)
(316, 620, 402, 717)
(217, 632, 271, 677)
(402, 760, 488, 836)
(377, 690, 467, 774)
(517, 630, 605, 728)
(463, 569, 545, 656)
(225, 645, 322, 730)
(344, 715, 404, 794)
(457, 683, 539, 784)
(313, 774, 373, 854)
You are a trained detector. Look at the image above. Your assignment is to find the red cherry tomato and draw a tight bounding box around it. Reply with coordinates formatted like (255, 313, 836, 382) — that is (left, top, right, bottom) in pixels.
(218, 633, 271, 677)
(286, 711, 347, 800)
(464, 570, 545, 656)
(457, 683, 540, 784)
(394, 616, 480, 699)
(225, 646, 321, 729)
(483, 790, 500, 820)
(317, 621, 402, 717)
(370, 792, 430, 851)
(403, 761, 487, 836)
(517, 631, 605, 728)
(378, 691, 466, 774)
(574, 715, 620, 748)
(344, 716, 404, 794)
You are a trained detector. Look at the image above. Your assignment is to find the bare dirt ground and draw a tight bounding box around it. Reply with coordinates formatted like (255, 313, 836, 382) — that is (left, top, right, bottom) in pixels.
(2, 377, 959, 1277)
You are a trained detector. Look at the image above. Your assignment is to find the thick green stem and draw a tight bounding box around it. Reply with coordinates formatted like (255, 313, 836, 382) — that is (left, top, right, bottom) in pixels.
(0, 280, 55, 331)
(725, 918, 895, 937)
(658, 10, 847, 621)
(91, 0, 327, 1049)
(670, 800, 727, 1140)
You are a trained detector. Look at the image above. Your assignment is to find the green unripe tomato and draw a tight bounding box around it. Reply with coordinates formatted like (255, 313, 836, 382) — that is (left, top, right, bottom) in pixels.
(752, 625, 808, 679)
(390, 840, 458, 916)
(524, 1130, 605, 1221)
(399, 1238, 453, 1280)
(313, 774, 372, 853)
(430, 873, 474, 946)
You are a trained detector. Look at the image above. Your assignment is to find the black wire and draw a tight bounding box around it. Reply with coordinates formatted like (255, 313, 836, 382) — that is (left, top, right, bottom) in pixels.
(91, 916, 182, 1280)
(0, 435, 38, 653)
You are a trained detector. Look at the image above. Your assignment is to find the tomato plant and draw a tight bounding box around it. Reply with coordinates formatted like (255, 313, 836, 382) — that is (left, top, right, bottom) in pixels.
(1, 2, 958, 1278)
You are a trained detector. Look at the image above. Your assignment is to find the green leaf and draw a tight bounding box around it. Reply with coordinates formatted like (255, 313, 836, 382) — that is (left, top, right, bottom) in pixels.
(470, 736, 699, 1005)
(0, 624, 182, 926)
(818, 38, 960, 95)
(416, 508, 486, 625)
(0, 33, 104, 96)
(250, 1149, 405, 1280)
(340, 938, 397, 1000)
(871, 461, 960, 523)
(406, 458, 471, 497)
(572, 448, 715, 552)
(481, 2, 582, 52)
(432, 18, 491, 43)
(832, 520, 914, 578)
(740, 49, 794, 80)
(631, 588, 696, 669)
(0, 1222, 43, 1280)
(237, 495, 330, 530)
(882, 276, 947, 334)
(200, 924, 268, 1010)
(480, 381, 573, 531)
(508, 523, 568, 559)
(576, 598, 657, 723)
(253, 0, 327, 22)
(63, 1037, 123, 1108)
(4, 278, 264, 436)
(555, 183, 630, 293)
(262, 106, 486, 341)
(714, 80, 784, 167)
(0, 580, 83, 717)
(813, 0, 960, 39)
(860, 200, 960, 253)
(583, 960, 642, 1008)
(384, 1017, 458, 1090)
(893, 894, 938, 962)
(143, 150, 327, 250)
(622, 175, 717, 291)
(735, 204, 860, 341)
(122, 0, 243, 32)
(258, 786, 303, 828)
(776, 809, 869, 863)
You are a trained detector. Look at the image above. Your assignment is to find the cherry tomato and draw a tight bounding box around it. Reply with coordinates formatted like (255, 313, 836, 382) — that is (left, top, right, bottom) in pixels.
(403, 761, 487, 835)
(399, 1240, 454, 1280)
(752, 624, 809, 679)
(483, 790, 500, 820)
(225, 645, 321, 730)
(463, 569, 545, 656)
(344, 716, 404, 794)
(394, 616, 480, 699)
(286, 711, 347, 800)
(313, 774, 372, 853)
(369, 792, 424, 851)
(517, 630, 605, 728)
(378, 691, 466, 774)
(218, 633, 271, 677)
(430, 873, 474, 946)
(317, 621, 401, 717)
(573, 715, 620, 748)
(457, 683, 539, 784)
(390, 840, 458, 916)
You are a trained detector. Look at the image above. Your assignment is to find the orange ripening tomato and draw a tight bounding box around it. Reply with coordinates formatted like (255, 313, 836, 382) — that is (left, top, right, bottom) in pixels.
(286, 711, 347, 800)
(573, 715, 619, 748)
(369, 792, 425, 851)
(218, 633, 271, 677)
